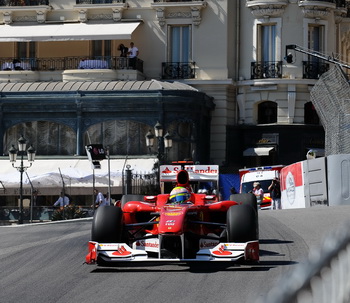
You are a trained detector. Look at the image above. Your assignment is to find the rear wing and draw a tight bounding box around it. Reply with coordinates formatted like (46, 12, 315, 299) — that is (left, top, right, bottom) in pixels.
(159, 165, 219, 194)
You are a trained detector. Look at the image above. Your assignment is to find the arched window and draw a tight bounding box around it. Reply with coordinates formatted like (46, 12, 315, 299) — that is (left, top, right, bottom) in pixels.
(5, 121, 76, 155)
(258, 101, 277, 124)
(85, 120, 149, 155)
(304, 101, 320, 125)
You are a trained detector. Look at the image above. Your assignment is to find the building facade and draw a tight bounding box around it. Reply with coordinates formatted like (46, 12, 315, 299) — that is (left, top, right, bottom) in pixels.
(0, 0, 349, 171)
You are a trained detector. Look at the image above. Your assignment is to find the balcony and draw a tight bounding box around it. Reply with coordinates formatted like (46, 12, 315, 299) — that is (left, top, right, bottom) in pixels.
(303, 61, 329, 79)
(161, 62, 196, 79)
(0, 0, 48, 5)
(299, 0, 336, 19)
(251, 61, 282, 79)
(152, 1, 207, 26)
(246, 0, 288, 18)
(0, 56, 145, 82)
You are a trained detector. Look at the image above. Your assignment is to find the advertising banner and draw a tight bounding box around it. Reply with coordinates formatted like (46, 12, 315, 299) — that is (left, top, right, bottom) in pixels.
(280, 161, 306, 209)
(160, 165, 219, 182)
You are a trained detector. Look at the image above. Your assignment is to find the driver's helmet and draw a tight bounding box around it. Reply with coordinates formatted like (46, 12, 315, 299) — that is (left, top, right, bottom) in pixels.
(169, 186, 191, 204)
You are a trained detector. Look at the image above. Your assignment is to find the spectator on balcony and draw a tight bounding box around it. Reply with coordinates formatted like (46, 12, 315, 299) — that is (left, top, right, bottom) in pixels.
(118, 43, 128, 69)
(118, 43, 128, 57)
(13, 59, 23, 71)
(128, 42, 139, 70)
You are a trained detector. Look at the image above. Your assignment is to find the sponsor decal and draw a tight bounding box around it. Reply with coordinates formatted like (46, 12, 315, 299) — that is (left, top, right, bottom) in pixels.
(165, 220, 175, 226)
(136, 240, 159, 248)
(212, 244, 232, 256)
(111, 246, 132, 256)
(199, 239, 220, 248)
(164, 212, 182, 216)
(286, 171, 296, 205)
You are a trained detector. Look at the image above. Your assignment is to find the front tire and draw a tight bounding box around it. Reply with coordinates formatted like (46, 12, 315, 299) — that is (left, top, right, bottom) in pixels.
(226, 204, 258, 242)
(229, 193, 257, 213)
(91, 206, 123, 243)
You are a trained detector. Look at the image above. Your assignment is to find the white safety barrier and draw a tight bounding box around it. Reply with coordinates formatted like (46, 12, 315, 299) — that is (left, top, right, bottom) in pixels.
(257, 221, 350, 303)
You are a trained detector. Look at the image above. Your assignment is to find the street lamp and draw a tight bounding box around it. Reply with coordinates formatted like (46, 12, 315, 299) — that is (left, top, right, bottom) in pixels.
(145, 122, 172, 164)
(9, 136, 36, 224)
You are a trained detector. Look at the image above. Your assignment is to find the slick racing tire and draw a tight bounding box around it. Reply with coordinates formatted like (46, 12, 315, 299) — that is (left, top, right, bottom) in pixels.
(226, 204, 258, 242)
(91, 206, 123, 243)
(229, 193, 257, 213)
(120, 194, 145, 209)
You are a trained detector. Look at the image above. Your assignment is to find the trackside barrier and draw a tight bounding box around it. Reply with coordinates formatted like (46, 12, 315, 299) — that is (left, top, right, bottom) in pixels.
(257, 221, 350, 303)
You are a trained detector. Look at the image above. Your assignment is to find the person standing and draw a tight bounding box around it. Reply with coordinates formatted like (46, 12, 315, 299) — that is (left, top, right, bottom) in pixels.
(117, 43, 128, 68)
(128, 42, 139, 69)
(268, 177, 281, 210)
(53, 192, 70, 208)
(252, 182, 264, 207)
(94, 189, 107, 208)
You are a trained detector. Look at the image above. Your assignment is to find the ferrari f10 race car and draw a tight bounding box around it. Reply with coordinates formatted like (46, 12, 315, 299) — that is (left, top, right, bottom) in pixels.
(85, 163, 259, 266)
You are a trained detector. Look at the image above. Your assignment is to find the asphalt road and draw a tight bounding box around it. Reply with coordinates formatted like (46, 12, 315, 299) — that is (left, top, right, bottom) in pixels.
(1, 205, 350, 303)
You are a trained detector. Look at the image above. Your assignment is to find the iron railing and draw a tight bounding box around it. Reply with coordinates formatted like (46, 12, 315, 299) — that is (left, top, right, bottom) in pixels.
(123, 172, 159, 195)
(154, 0, 204, 2)
(251, 61, 282, 79)
(0, 56, 144, 72)
(76, 0, 125, 4)
(303, 61, 330, 79)
(161, 61, 196, 79)
(0, 0, 49, 5)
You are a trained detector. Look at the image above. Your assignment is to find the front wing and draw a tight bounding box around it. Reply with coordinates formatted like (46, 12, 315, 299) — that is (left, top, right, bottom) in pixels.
(85, 241, 259, 265)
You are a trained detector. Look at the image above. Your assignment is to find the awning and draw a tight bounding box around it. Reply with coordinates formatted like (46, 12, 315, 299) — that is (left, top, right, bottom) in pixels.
(0, 158, 156, 195)
(0, 22, 141, 42)
(243, 147, 275, 156)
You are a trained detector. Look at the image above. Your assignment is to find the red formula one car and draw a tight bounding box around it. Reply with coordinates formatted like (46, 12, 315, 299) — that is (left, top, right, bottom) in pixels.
(85, 164, 259, 266)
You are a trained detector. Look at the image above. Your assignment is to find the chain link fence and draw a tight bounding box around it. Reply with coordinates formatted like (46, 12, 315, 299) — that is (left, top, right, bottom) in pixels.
(310, 65, 350, 156)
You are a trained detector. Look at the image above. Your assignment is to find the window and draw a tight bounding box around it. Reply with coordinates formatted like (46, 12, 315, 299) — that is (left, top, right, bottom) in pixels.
(257, 24, 276, 63)
(92, 40, 111, 59)
(168, 25, 191, 62)
(308, 25, 324, 62)
(17, 42, 35, 59)
(258, 101, 277, 124)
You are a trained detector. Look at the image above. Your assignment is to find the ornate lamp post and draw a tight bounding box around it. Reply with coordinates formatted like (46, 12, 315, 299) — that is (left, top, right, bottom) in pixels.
(9, 136, 36, 224)
(146, 122, 172, 191)
(145, 121, 172, 164)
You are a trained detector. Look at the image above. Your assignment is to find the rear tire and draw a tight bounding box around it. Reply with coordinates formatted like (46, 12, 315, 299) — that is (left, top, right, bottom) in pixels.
(91, 206, 123, 243)
(226, 204, 258, 242)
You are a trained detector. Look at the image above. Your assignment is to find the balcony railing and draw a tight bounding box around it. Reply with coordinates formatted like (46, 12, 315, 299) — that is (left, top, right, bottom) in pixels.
(161, 62, 196, 79)
(0, 0, 49, 5)
(154, 1, 204, 2)
(75, 0, 125, 4)
(0, 56, 144, 72)
(251, 61, 282, 79)
(303, 61, 330, 79)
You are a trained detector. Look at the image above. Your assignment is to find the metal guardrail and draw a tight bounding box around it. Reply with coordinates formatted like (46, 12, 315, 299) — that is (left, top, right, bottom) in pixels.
(0, 206, 93, 223)
(257, 220, 350, 303)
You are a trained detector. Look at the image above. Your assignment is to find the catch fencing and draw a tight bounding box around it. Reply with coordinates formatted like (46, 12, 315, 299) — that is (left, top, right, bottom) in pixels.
(257, 220, 350, 303)
(310, 65, 350, 156)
